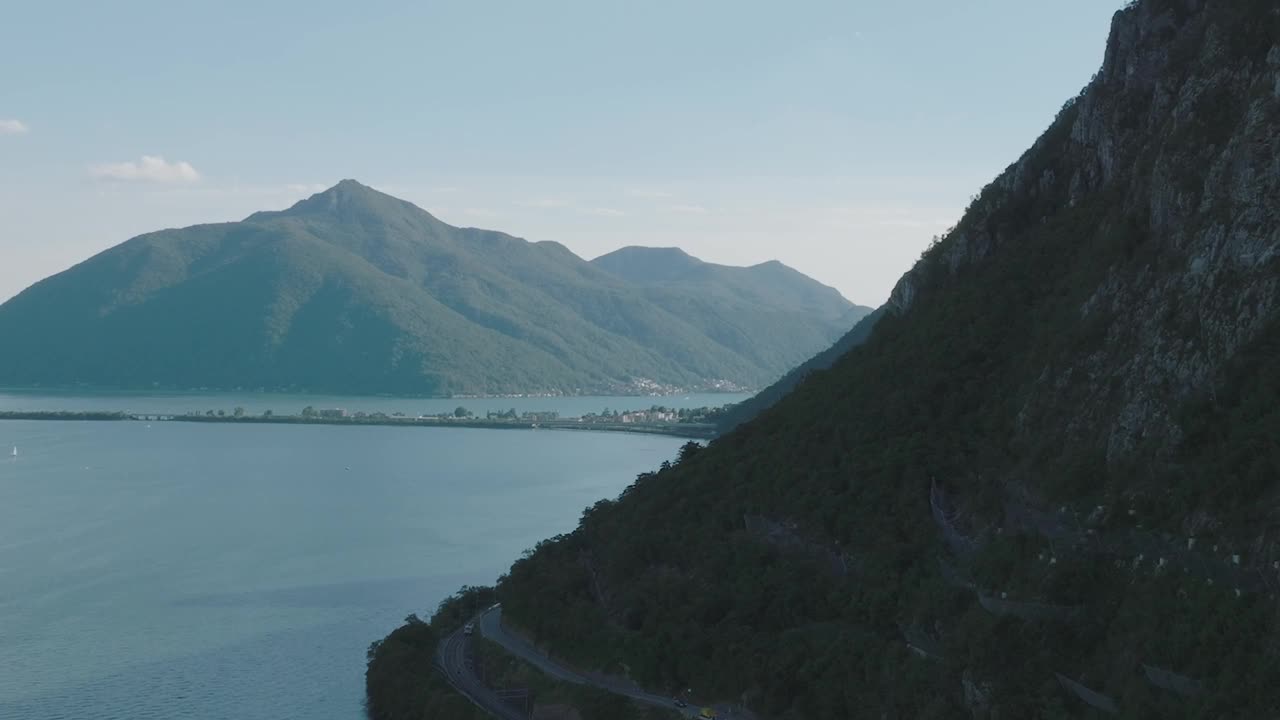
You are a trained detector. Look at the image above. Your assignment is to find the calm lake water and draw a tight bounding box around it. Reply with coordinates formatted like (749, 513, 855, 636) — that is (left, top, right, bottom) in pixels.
(0, 406, 689, 719)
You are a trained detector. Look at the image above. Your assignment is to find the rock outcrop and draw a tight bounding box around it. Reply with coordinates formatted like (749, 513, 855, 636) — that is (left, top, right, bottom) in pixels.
(889, 0, 1279, 465)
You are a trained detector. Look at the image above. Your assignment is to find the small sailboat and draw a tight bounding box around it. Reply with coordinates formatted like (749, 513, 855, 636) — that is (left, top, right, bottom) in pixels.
(10, 446, 16, 458)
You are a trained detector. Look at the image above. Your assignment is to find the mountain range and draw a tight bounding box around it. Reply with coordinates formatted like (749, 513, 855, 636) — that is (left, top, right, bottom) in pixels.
(0, 181, 869, 396)
(411, 1, 1279, 717)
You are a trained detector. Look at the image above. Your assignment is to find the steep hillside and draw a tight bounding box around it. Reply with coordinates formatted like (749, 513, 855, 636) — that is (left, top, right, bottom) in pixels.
(492, 2, 1280, 717)
(0, 181, 855, 396)
(714, 307, 885, 432)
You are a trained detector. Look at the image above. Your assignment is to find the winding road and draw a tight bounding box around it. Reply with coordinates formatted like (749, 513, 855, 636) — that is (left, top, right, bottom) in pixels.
(437, 606, 743, 720)
(434, 621, 529, 720)
(479, 607, 734, 719)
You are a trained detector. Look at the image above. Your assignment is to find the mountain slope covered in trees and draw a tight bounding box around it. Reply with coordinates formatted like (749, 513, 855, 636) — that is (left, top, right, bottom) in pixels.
(0, 181, 856, 396)
(483, 2, 1280, 716)
(591, 246, 868, 330)
(714, 307, 885, 432)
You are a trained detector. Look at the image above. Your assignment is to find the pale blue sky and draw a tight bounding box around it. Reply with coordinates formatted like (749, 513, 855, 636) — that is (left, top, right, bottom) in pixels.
(1, 1, 1124, 307)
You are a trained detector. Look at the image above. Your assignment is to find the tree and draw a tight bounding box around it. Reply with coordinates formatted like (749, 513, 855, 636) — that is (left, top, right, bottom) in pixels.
(301, 406, 316, 418)
(216, 409, 225, 417)
(678, 441, 703, 464)
(263, 409, 274, 418)
(454, 406, 471, 418)
(233, 406, 245, 418)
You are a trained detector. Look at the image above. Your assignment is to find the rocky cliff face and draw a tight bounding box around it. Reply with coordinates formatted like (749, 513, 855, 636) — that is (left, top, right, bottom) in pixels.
(891, 0, 1279, 465)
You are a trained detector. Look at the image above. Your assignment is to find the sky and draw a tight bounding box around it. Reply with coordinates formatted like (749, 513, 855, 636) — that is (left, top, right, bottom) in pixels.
(0, 0, 1126, 308)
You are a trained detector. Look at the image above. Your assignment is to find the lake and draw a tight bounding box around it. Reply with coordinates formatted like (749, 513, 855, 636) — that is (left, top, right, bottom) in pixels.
(0, 402, 696, 719)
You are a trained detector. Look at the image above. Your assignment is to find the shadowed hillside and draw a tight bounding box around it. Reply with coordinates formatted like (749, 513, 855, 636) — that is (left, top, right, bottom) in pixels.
(486, 1, 1280, 716)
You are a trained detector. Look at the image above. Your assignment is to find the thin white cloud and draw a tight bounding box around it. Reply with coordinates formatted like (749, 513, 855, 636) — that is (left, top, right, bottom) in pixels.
(0, 119, 29, 135)
(582, 207, 625, 217)
(90, 155, 201, 183)
(381, 184, 459, 196)
(516, 198, 573, 209)
(876, 218, 953, 228)
(285, 183, 328, 194)
(625, 188, 673, 199)
(461, 207, 500, 218)
(663, 204, 709, 214)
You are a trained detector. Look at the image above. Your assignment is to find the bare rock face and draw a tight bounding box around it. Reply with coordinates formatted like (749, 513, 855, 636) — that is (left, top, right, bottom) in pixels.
(888, 0, 1279, 465)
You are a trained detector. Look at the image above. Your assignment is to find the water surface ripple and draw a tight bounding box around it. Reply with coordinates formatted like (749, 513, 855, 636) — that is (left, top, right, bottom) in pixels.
(0, 419, 681, 719)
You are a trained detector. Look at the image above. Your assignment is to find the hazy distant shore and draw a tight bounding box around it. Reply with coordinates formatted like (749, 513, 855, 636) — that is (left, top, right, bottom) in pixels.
(0, 386, 752, 400)
(0, 410, 718, 440)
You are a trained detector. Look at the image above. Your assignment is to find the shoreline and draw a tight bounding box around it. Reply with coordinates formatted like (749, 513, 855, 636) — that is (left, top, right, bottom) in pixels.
(0, 386, 753, 401)
(0, 411, 718, 440)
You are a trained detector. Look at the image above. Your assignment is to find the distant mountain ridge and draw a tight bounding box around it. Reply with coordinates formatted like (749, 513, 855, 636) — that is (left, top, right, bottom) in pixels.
(591, 247, 707, 283)
(0, 181, 867, 396)
(592, 246, 861, 327)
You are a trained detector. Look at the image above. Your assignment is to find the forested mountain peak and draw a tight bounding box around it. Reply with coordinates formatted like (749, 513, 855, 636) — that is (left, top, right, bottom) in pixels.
(591, 246, 707, 282)
(0, 182, 859, 396)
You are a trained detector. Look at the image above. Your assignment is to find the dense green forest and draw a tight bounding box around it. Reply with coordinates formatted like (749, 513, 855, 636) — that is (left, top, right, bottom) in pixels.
(0, 181, 865, 397)
(366, 586, 677, 720)
(369, 0, 1278, 716)
(482, 1, 1280, 717)
(713, 307, 884, 432)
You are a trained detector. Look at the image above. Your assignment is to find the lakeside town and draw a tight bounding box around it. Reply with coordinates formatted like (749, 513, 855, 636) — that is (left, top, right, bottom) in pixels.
(303, 404, 722, 425)
(0, 403, 734, 439)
